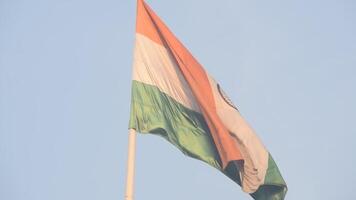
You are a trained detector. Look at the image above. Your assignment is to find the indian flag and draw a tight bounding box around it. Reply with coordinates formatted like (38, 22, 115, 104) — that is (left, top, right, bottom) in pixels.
(129, 0, 287, 199)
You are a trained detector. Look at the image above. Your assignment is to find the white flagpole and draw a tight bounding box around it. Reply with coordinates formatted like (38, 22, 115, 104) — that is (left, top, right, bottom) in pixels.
(125, 129, 137, 200)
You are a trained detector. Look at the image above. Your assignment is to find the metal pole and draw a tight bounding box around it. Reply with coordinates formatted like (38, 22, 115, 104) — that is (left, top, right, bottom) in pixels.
(125, 129, 137, 200)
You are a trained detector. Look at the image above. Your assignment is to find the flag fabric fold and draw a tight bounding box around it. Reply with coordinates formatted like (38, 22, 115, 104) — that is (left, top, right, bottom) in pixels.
(129, 0, 287, 199)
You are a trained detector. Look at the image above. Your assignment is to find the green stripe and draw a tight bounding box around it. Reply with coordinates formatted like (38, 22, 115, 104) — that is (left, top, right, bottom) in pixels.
(251, 155, 288, 200)
(129, 80, 222, 169)
(129, 80, 287, 199)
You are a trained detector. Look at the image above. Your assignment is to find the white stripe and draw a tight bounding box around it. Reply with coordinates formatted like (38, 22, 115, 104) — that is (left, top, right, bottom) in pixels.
(132, 34, 201, 113)
(133, 33, 269, 192)
(207, 77, 269, 193)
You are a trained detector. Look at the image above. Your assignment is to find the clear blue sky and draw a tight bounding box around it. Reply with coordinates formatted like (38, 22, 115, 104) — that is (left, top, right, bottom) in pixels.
(1, 0, 356, 199)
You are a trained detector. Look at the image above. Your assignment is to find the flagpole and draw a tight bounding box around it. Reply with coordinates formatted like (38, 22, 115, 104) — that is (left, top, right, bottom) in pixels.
(125, 129, 137, 200)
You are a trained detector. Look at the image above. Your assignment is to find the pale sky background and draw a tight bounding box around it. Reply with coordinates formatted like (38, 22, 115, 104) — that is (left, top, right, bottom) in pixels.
(1, 0, 356, 199)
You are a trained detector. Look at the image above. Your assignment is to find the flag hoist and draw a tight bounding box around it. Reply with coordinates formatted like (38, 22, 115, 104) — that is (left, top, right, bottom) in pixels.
(125, 0, 287, 199)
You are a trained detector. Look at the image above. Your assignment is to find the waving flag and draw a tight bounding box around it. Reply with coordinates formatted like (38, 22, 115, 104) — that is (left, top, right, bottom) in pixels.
(129, 0, 287, 199)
